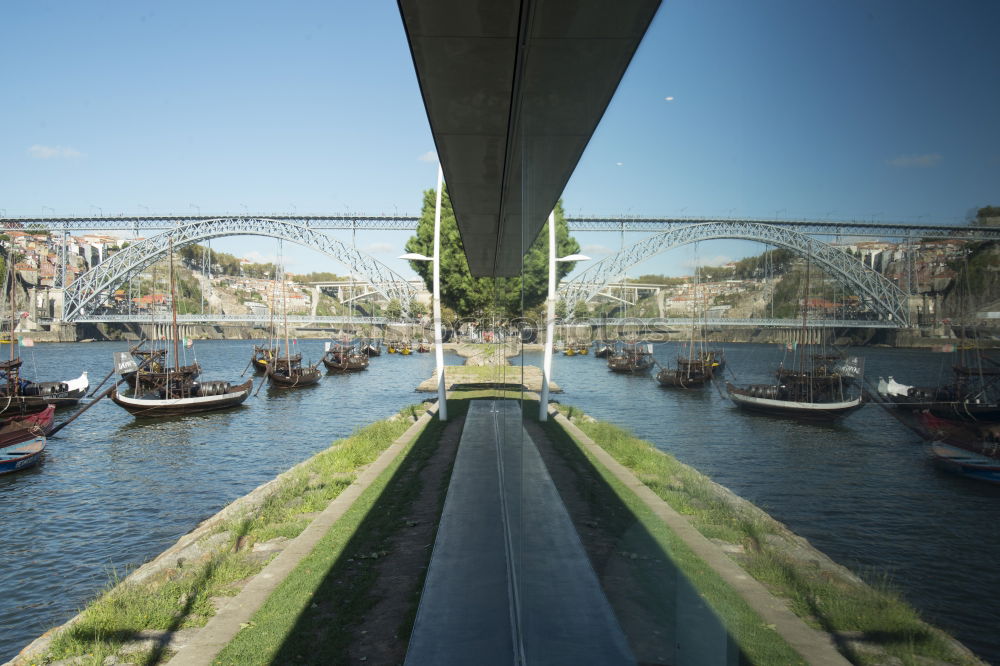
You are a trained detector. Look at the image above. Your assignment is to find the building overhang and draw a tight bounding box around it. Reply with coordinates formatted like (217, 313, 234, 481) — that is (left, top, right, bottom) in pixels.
(398, 0, 661, 277)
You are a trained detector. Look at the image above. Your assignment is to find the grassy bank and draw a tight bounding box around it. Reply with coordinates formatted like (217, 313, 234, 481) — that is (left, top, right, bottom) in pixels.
(548, 403, 980, 665)
(31, 404, 433, 666)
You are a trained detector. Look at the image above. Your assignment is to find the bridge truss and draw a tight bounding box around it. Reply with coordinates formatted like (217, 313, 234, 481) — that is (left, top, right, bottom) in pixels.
(61, 218, 417, 322)
(558, 221, 912, 327)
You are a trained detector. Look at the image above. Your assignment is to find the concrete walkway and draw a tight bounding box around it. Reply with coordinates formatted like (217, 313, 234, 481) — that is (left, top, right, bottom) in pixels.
(404, 400, 634, 665)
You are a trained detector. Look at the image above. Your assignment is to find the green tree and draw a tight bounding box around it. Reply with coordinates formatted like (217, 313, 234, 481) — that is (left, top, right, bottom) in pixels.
(572, 300, 590, 319)
(404, 188, 580, 318)
(385, 299, 403, 320)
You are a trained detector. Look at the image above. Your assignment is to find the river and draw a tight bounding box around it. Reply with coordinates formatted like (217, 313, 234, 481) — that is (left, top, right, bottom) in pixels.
(1, 341, 998, 663)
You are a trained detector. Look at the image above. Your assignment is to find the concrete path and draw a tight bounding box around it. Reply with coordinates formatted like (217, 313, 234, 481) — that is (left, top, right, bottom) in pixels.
(404, 400, 634, 665)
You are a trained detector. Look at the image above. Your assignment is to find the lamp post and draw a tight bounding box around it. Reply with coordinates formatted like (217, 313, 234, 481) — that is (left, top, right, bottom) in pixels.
(540, 209, 589, 421)
(399, 164, 448, 421)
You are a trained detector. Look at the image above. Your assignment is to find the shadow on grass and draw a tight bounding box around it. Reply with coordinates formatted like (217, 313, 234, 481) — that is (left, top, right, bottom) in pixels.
(260, 399, 469, 665)
(532, 403, 757, 666)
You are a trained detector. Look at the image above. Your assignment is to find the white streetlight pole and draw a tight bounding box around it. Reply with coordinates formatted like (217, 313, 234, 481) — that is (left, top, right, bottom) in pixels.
(539, 210, 589, 421)
(399, 164, 448, 421)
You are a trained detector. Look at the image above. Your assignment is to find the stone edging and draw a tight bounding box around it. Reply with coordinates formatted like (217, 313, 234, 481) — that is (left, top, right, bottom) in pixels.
(550, 409, 851, 666)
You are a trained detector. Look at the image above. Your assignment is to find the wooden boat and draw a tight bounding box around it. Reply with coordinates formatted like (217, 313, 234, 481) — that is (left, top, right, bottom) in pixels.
(726, 381, 864, 419)
(0, 360, 89, 415)
(929, 442, 1000, 485)
(416, 342, 431, 353)
(607, 343, 654, 374)
(398, 344, 413, 355)
(874, 364, 1000, 423)
(657, 357, 714, 389)
(322, 343, 369, 373)
(704, 349, 726, 373)
(268, 355, 322, 387)
(0, 436, 46, 475)
(594, 341, 613, 358)
(387, 343, 398, 354)
(251, 345, 275, 373)
(564, 343, 588, 356)
(111, 239, 250, 418)
(111, 379, 253, 417)
(0, 405, 54, 449)
(361, 341, 382, 357)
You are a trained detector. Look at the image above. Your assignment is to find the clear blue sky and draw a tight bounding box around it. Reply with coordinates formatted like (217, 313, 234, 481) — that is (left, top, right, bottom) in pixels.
(2, 1, 998, 279)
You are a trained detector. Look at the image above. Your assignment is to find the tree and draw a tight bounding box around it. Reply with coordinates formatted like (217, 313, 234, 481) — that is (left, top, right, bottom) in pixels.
(572, 300, 590, 320)
(385, 299, 403, 320)
(404, 188, 580, 318)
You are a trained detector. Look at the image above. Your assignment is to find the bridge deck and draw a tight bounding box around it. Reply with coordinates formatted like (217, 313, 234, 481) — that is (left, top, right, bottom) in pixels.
(404, 399, 634, 665)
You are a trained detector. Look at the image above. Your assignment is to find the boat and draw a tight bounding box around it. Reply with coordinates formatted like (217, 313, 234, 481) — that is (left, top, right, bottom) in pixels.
(725, 255, 865, 419)
(268, 354, 322, 387)
(251, 344, 275, 373)
(929, 442, 1000, 485)
(607, 343, 654, 374)
(398, 343, 413, 355)
(874, 362, 1000, 423)
(0, 258, 88, 414)
(564, 343, 588, 356)
(111, 378, 254, 417)
(657, 279, 716, 389)
(0, 436, 46, 475)
(267, 258, 322, 389)
(111, 238, 252, 418)
(0, 404, 54, 449)
(704, 348, 726, 373)
(594, 341, 613, 358)
(322, 342, 370, 373)
(361, 340, 382, 357)
(123, 347, 200, 389)
(416, 341, 431, 353)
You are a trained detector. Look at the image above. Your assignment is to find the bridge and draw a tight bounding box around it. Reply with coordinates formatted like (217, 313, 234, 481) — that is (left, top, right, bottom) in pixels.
(5, 214, 997, 327)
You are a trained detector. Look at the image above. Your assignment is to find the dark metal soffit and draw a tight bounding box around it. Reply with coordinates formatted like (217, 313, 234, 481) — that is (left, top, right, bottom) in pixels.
(398, 0, 661, 277)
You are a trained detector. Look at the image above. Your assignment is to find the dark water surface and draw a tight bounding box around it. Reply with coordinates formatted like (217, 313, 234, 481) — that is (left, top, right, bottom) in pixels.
(0, 340, 444, 661)
(3, 341, 998, 662)
(526, 344, 1000, 664)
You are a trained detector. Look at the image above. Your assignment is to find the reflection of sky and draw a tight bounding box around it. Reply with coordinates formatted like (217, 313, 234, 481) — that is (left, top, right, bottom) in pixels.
(2, 1, 997, 278)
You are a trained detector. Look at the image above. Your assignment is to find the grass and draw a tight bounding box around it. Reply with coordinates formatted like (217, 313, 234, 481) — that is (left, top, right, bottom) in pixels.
(549, 403, 979, 666)
(38, 404, 432, 666)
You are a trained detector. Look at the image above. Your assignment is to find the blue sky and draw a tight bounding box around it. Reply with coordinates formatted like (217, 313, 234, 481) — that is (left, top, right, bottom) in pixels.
(2, 1, 998, 279)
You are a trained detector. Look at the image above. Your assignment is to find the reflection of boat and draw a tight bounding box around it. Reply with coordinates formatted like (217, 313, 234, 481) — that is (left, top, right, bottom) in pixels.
(874, 362, 1000, 423)
(416, 342, 431, 353)
(930, 442, 1000, 485)
(564, 343, 588, 356)
(322, 342, 370, 373)
(398, 343, 413, 355)
(726, 254, 864, 420)
(361, 340, 382, 357)
(594, 341, 613, 358)
(0, 436, 46, 475)
(657, 356, 714, 389)
(0, 405, 54, 449)
(124, 347, 200, 389)
(608, 343, 654, 374)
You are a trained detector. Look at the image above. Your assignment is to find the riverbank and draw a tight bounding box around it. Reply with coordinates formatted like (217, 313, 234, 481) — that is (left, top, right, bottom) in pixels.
(9, 391, 983, 664)
(544, 403, 981, 665)
(8, 402, 440, 666)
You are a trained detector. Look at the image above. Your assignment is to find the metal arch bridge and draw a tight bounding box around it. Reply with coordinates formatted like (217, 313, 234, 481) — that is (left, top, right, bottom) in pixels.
(7, 213, 1000, 238)
(558, 221, 911, 327)
(61, 218, 418, 322)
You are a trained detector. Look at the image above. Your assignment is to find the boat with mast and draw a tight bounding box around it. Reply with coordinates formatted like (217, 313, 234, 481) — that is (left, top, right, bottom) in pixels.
(111, 239, 252, 417)
(607, 341, 654, 374)
(657, 267, 715, 389)
(267, 259, 321, 388)
(0, 243, 87, 415)
(726, 250, 864, 419)
(322, 339, 369, 373)
(251, 272, 280, 373)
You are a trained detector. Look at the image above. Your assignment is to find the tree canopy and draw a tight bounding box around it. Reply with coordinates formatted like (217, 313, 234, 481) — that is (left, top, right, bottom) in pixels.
(404, 188, 580, 318)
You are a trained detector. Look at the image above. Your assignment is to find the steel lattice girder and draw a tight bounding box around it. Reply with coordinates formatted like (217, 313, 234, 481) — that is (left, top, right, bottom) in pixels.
(558, 221, 910, 326)
(62, 218, 417, 322)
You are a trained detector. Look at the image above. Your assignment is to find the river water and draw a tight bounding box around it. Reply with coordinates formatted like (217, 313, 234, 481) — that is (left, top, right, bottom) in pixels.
(1, 341, 998, 662)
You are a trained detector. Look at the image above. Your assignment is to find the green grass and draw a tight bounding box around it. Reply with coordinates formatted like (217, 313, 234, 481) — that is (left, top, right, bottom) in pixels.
(40, 405, 431, 666)
(550, 404, 979, 665)
(215, 398, 472, 665)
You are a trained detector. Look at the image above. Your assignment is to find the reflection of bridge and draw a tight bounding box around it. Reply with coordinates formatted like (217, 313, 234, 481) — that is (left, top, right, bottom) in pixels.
(71, 313, 391, 325)
(6, 214, 998, 326)
(574, 317, 899, 329)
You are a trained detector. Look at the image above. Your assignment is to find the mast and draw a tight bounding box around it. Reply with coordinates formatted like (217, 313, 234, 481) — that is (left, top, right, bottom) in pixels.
(169, 237, 180, 373)
(282, 262, 290, 373)
(800, 244, 811, 401)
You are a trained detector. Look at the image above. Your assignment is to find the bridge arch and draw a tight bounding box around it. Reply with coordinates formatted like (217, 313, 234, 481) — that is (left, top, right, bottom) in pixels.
(61, 217, 417, 322)
(558, 221, 910, 326)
